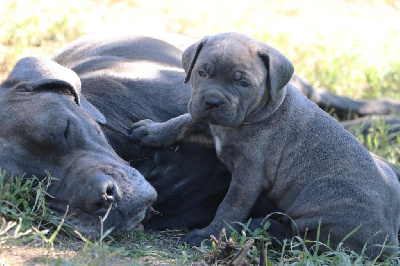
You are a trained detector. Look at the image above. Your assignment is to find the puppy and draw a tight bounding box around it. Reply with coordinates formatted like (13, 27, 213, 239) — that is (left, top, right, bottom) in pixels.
(131, 32, 400, 258)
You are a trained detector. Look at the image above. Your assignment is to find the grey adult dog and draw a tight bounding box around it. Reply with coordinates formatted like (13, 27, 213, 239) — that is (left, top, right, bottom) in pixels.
(131, 32, 400, 258)
(0, 57, 157, 236)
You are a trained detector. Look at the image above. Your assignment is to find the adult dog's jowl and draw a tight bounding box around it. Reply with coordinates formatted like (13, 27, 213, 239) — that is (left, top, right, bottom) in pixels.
(131, 32, 400, 258)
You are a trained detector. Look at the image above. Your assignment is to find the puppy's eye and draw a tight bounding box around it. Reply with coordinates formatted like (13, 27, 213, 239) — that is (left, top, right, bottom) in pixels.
(198, 70, 207, 77)
(239, 80, 250, 87)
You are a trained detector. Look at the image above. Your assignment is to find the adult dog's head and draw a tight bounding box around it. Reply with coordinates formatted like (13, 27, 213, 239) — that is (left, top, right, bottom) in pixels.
(0, 57, 157, 236)
(182, 32, 294, 127)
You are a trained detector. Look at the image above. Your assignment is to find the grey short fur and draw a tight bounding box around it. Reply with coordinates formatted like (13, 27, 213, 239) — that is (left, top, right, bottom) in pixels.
(131, 32, 400, 258)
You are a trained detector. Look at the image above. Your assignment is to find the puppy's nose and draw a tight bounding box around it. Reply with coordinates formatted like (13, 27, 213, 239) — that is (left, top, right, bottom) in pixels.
(204, 96, 223, 110)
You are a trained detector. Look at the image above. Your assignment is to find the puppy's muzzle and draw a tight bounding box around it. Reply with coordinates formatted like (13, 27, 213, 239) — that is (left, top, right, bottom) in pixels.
(204, 95, 224, 110)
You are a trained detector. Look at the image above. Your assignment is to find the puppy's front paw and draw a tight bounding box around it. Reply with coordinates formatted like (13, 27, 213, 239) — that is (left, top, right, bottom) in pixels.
(130, 119, 170, 148)
(184, 228, 212, 247)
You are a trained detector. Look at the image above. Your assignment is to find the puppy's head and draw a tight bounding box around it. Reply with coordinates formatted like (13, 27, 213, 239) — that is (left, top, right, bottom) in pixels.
(182, 32, 294, 127)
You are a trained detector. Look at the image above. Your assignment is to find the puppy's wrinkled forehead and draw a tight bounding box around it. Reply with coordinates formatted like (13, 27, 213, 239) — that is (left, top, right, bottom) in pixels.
(198, 38, 265, 78)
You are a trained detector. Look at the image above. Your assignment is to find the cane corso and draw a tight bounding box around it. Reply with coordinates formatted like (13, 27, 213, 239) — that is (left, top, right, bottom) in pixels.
(131, 32, 400, 258)
(0, 57, 157, 236)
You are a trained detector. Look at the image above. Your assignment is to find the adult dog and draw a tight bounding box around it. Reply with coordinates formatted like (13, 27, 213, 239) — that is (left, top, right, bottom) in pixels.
(0, 57, 157, 236)
(131, 32, 400, 258)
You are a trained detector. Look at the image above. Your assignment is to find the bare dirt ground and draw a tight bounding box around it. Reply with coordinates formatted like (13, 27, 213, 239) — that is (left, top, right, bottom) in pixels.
(0, 228, 195, 265)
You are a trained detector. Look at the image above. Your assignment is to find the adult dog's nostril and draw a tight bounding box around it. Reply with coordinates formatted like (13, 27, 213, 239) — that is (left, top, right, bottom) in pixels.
(204, 96, 222, 109)
(102, 186, 115, 203)
(85, 175, 118, 213)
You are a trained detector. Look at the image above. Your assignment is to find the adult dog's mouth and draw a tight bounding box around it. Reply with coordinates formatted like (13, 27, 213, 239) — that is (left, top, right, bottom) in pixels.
(143, 206, 162, 223)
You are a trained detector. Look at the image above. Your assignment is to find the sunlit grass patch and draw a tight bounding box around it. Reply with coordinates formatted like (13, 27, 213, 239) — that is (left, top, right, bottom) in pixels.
(0, 0, 83, 80)
(151, 0, 400, 99)
(1, 0, 399, 100)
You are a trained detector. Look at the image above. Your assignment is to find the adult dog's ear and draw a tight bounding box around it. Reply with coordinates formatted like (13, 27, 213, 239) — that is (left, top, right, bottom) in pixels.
(258, 46, 294, 101)
(7, 57, 106, 124)
(182, 37, 208, 84)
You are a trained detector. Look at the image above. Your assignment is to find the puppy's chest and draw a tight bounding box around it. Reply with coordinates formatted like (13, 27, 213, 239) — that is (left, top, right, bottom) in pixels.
(210, 126, 243, 169)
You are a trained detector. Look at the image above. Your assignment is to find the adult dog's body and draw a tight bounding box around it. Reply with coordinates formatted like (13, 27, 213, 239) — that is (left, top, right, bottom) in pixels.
(131, 33, 400, 257)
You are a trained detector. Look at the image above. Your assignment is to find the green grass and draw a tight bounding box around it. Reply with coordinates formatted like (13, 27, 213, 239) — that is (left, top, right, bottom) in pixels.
(353, 119, 400, 164)
(0, 170, 58, 231)
(0, 0, 400, 264)
(0, 170, 63, 263)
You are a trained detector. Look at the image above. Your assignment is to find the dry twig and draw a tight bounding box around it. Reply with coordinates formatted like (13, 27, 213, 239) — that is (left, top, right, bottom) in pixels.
(260, 236, 265, 266)
(228, 238, 254, 265)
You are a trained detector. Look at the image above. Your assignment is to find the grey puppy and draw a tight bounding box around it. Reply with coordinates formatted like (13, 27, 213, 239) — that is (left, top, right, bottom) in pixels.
(131, 32, 400, 258)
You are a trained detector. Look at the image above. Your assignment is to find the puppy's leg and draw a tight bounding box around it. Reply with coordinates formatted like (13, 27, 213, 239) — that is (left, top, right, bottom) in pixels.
(130, 113, 214, 148)
(185, 167, 265, 246)
(248, 217, 292, 247)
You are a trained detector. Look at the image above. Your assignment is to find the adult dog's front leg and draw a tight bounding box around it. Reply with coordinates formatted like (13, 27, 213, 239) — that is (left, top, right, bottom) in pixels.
(185, 168, 264, 246)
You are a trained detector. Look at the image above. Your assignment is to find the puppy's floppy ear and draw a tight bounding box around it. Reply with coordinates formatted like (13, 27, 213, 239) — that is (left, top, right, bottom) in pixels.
(182, 37, 208, 84)
(258, 46, 294, 101)
(6, 57, 106, 124)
